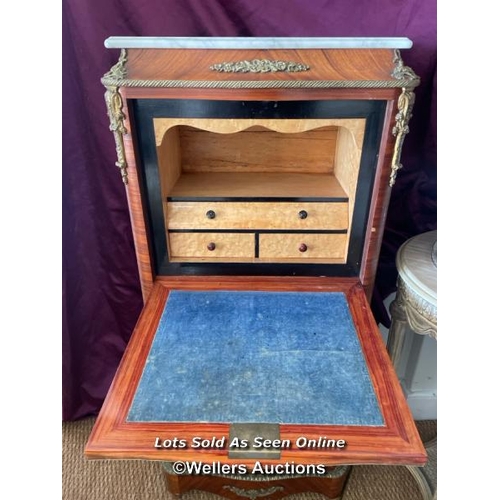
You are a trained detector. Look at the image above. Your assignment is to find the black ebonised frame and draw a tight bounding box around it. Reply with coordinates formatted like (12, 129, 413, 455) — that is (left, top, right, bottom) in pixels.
(131, 99, 386, 277)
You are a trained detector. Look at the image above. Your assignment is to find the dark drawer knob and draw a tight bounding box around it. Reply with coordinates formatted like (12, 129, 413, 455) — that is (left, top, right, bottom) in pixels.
(298, 210, 308, 219)
(206, 210, 216, 219)
(298, 243, 308, 253)
(207, 242, 216, 251)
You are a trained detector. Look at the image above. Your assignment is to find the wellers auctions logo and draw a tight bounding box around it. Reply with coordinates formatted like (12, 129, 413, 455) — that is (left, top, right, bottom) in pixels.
(170, 461, 327, 475)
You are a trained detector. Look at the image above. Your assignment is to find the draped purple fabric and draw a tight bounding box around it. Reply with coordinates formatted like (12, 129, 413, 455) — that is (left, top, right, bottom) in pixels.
(62, 0, 436, 420)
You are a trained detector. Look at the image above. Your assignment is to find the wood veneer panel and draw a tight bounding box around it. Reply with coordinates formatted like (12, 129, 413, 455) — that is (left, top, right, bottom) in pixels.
(124, 49, 396, 82)
(259, 233, 347, 261)
(179, 126, 337, 174)
(153, 119, 364, 145)
(167, 201, 348, 230)
(335, 126, 364, 238)
(165, 468, 348, 500)
(359, 100, 397, 299)
(120, 87, 400, 101)
(169, 233, 255, 260)
(167, 173, 347, 200)
(157, 126, 182, 205)
(85, 277, 426, 466)
(122, 97, 154, 301)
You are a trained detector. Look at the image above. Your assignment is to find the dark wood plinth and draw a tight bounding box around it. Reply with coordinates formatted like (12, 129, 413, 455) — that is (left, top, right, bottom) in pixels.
(163, 464, 351, 500)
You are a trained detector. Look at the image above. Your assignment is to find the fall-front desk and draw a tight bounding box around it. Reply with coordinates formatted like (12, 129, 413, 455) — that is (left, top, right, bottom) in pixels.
(85, 37, 426, 499)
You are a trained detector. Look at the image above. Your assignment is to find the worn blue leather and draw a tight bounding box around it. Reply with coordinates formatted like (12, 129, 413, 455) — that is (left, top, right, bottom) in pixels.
(127, 290, 384, 426)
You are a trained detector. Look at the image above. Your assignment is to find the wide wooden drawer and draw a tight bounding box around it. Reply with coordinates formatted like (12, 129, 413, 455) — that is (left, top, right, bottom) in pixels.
(166, 202, 348, 230)
(169, 232, 255, 260)
(259, 233, 347, 261)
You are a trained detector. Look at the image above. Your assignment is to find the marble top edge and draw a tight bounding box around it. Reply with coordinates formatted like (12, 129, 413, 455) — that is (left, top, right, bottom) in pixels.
(104, 36, 413, 50)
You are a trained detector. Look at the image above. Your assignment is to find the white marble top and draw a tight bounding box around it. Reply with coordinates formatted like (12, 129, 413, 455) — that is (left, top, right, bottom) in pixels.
(104, 36, 413, 50)
(396, 230, 437, 308)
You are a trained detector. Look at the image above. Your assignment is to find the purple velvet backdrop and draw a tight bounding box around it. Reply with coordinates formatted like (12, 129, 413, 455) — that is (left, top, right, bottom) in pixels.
(62, 0, 436, 421)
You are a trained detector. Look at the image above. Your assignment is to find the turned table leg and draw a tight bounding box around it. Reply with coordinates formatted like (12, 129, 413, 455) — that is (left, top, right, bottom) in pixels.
(386, 283, 408, 370)
(385, 235, 438, 500)
(406, 466, 434, 500)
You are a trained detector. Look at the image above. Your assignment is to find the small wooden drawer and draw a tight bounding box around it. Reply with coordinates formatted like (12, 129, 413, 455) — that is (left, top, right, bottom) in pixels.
(259, 233, 347, 262)
(167, 201, 348, 230)
(169, 232, 255, 260)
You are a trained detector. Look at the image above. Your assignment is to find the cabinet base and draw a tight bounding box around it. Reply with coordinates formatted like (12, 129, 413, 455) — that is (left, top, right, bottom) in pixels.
(163, 463, 351, 500)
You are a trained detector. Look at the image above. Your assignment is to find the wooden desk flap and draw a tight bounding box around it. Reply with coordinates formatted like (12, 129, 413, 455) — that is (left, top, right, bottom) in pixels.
(85, 276, 426, 466)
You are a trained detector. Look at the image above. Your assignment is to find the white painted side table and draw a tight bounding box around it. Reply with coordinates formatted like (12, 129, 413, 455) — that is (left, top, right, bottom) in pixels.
(386, 229, 437, 500)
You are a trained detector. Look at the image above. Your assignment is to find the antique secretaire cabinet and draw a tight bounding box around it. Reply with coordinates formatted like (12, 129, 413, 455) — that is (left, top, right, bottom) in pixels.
(85, 37, 425, 499)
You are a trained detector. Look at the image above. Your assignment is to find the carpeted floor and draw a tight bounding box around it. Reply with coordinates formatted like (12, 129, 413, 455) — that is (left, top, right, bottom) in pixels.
(62, 417, 436, 500)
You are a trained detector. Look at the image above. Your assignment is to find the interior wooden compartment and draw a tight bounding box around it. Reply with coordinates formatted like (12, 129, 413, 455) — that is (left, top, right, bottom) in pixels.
(154, 118, 365, 264)
(177, 126, 338, 175)
(154, 118, 365, 205)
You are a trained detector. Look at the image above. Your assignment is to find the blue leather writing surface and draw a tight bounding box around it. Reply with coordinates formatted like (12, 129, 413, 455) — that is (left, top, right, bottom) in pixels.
(127, 290, 384, 426)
